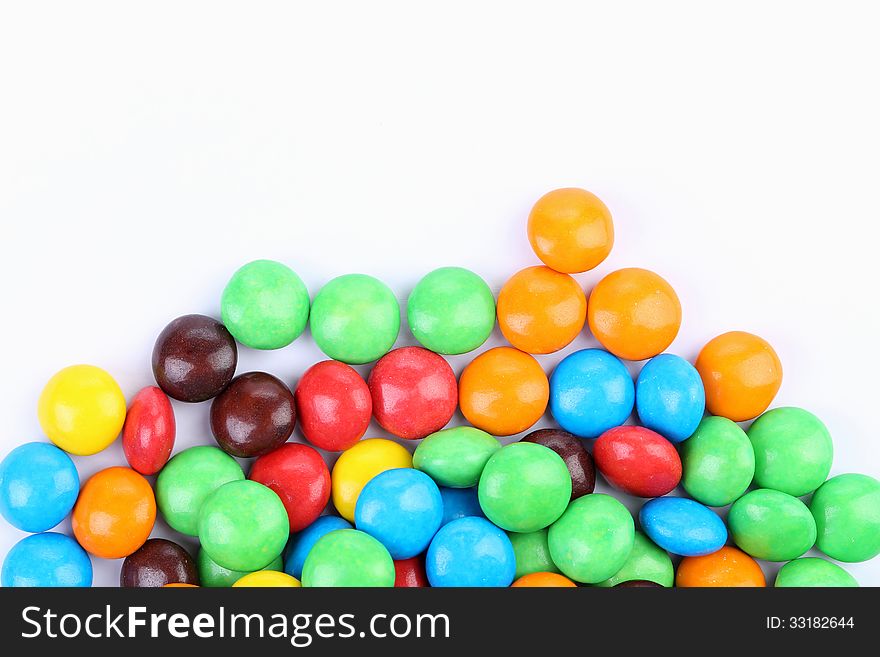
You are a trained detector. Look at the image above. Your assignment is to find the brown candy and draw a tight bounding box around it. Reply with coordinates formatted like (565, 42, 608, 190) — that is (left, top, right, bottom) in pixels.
(521, 428, 595, 499)
(120, 538, 199, 588)
(614, 579, 663, 588)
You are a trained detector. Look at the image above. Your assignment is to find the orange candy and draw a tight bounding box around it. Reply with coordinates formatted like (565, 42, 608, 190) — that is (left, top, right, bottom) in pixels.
(512, 572, 577, 587)
(587, 268, 681, 361)
(497, 266, 586, 354)
(695, 331, 782, 422)
(459, 347, 549, 436)
(527, 188, 614, 274)
(72, 466, 156, 559)
(163, 583, 199, 588)
(676, 546, 766, 587)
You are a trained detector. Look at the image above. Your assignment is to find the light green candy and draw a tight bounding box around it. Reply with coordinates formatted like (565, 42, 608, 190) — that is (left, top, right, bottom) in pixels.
(302, 529, 395, 587)
(595, 531, 674, 587)
(728, 489, 817, 562)
(413, 426, 502, 488)
(810, 473, 880, 562)
(197, 550, 283, 588)
(774, 558, 858, 587)
(681, 416, 754, 507)
(508, 528, 559, 579)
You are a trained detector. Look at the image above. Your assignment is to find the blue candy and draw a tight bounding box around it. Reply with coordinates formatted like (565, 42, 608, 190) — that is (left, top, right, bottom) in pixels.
(2, 532, 92, 587)
(0, 442, 79, 532)
(549, 349, 634, 438)
(284, 515, 352, 579)
(639, 497, 727, 557)
(439, 487, 484, 526)
(426, 516, 516, 587)
(636, 354, 705, 443)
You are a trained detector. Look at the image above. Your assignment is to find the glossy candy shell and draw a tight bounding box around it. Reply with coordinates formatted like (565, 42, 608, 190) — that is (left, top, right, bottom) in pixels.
(521, 428, 595, 499)
(810, 474, 880, 563)
(302, 529, 395, 587)
(284, 516, 353, 580)
(426, 517, 516, 587)
(294, 360, 371, 452)
(594, 426, 681, 498)
(728, 489, 817, 562)
(122, 386, 176, 475)
(331, 439, 413, 523)
(681, 416, 755, 507)
(639, 497, 727, 557)
(121, 538, 198, 588)
(413, 426, 501, 488)
(2, 532, 92, 587)
(0, 442, 79, 532)
(635, 353, 705, 442)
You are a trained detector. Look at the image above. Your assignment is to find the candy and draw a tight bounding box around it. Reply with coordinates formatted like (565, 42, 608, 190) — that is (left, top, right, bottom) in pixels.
(331, 438, 413, 522)
(122, 386, 175, 475)
(680, 416, 755, 507)
(221, 259, 310, 350)
(309, 274, 400, 364)
(413, 426, 501, 488)
(249, 443, 331, 532)
(594, 426, 681, 498)
(728, 489, 817, 562)
(197, 480, 289, 572)
(156, 446, 244, 536)
(407, 267, 496, 355)
(2, 533, 92, 587)
(439, 487, 484, 526)
(527, 187, 614, 274)
(774, 558, 858, 588)
(164, 583, 198, 588)
(594, 531, 674, 588)
(587, 268, 681, 361)
(810, 473, 880, 562)
(294, 360, 371, 451)
(37, 364, 126, 456)
(615, 580, 662, 588)
(302, 529, 395, 587)
(394, 557, 429, 587)
(675, 546, 766, 587)
(426, 517, 516, 587)
(512, 572, 577, 587)
(639, 497, 727, 557)
(368, 347, 458, 440)
(198, 550, 283, 588)
(635, 354, 705, 442)
(521, 429, 595, 499)
(0, 442, 78, 532)
(496, 266, 586, 354)
(72, 466, 156, 559)
(695, 331, 782, 422)
(459, 347, 549, 436)
(120, 538, 198, 588)
(233, 571, 301, 587)
(478, 443, 571, 533)
(747, 407, 833, 497)
(508, 528, 559, 579)
(284, 516, 353, 580)
(210, 372, 296, 457)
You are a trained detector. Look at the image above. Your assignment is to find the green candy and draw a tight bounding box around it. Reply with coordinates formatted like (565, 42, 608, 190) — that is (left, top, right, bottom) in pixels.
(407, 267, 496, 355)
(595, 531, 674, 588)
(681, 416, 755, 507)
(547, 494, 635, 584)
(221, 259, 310, 350)
(508, 528, 559, 579)
(413, 426, 502, 488)
(156, 446, 244, 536)
(728, 489, 817, 562)
(310, 274, 400, 364)
(302, 529, 395, 587)
(774, 558, 858, 588)
(478, 443, 571, 533)
(197, 549, 283, 588)
(748, 407, 833, 497)
(197, 480, 289, 572)
(810, 473, 880, 562)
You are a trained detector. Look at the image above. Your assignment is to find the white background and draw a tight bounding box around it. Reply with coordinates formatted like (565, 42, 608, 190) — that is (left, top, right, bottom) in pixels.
(1, 1, 878, 587)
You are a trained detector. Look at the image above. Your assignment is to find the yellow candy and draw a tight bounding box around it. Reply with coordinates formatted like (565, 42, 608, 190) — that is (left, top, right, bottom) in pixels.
(232, 571, 301, 587)
(331, 438, 413, 522)
(37, 365, 126, 456)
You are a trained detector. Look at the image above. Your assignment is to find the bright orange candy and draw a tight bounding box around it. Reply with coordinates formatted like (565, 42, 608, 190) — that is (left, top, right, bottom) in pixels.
(587, 267, 681, 361)
(72, 466, 156, 559)
(459, 347, 549, 436)
(695, 331, 782, 422)
(497, 266, 586, 354)
(676, 546, 766, 587)
(512, 572, 577, 587)
(527, 188, 614, 274)
(163, 583, 199, 588)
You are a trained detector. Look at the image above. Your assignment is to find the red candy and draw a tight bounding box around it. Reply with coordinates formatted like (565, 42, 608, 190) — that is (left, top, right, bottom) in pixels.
(394, 556, 429, 587)
(294, 361, 372, 452)
(593, 426, 682, 497)
(249, 443, 331, 532)
(367, 347, 458, 440)
(122, 386, 176, 475)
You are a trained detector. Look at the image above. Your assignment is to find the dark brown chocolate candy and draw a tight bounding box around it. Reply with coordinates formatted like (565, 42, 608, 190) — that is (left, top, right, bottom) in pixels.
(521, 428, 595, 499)
(120, 538, 199, 587)
(614, 579, 663, 588)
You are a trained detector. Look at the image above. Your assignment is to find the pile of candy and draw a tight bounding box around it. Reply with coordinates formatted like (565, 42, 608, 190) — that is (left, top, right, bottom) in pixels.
(2, 187, 879, 588)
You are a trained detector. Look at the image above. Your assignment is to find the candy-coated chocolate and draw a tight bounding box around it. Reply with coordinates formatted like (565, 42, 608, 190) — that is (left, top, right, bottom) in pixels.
(508, 528, 559, 579)
(614, 579, 662, 588)
(0, 442, 78, 532)
(122, 386, 175, 475)
(548, 494, 634, 584)
(512, 572, 577, 587)
(594, 426, 681, 498)
(249, 443, 331, 532)
(728, 489, 816, 562)
(163, 583, 198, 588)
(368, 347, 458, 440)
(521, 429, 595, 499)
(413, 426, 501, 488)
(152, 314, 238, 403)
(394, 556, 429, 587)
(221, 259, 310, 350)
(156, 446, 244, 536)
(2, 532, 92, 587)
(675, 546, 766, 587)
(233, 571, 301, 587)
(595, 531, 674, 588)
(478, 443, 571, 533)
(459, 347, 549, 436)
(748, 407, 833, 497)
(72, 467, 156, 559)
(198, 550, 283, 588)
(695, 331, 782, 422)
(38, 364, 126, 456)
(294, 360, 371, 451)
(331, 439, 413, 522)
(120, 538, 198, 588)
(549, 349, 634, 438)
(680, 416, 755, 507)
(309, 274, 400, 365)
(810, 473, 880, 562)
(439, 487, 484, 526)
(426, 517, 516, 587)
(588, 268, 681, 361)
(635, 354, 705, 443)
(302, 529, 395, 587)
(774, 558, 858, 587)
(527, 188, 614, 274)
(639, 497, 727, 557)
(284, 516, 353, 580)
(497, 266, 587, 354)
